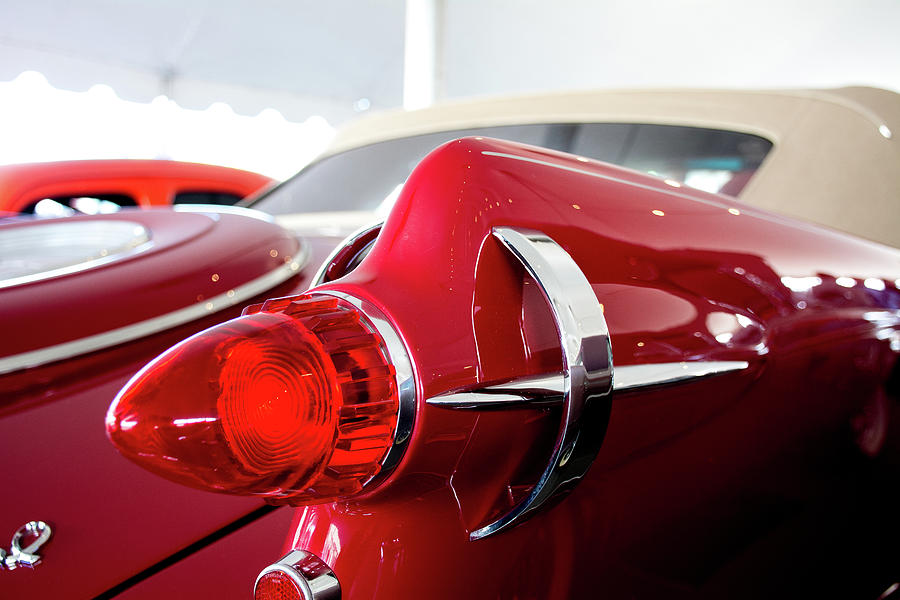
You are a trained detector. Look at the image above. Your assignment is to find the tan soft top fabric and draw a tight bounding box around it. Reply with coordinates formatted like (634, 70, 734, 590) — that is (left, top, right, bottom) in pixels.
(328, 88, 900, 248)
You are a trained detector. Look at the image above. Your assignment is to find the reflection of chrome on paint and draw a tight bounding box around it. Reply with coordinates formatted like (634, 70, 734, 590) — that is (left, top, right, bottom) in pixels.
(0, 220, 152, 290)
(0, 521, 52, 570)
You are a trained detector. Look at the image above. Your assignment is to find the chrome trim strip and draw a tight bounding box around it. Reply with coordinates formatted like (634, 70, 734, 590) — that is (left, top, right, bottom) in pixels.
(312, 289, 416, 481)
(427, 361, 750, 408)
(254, 550, 341, 600)
(615, 360, 750, 390)
(467, 227, 613, 541)
(0, 250, 308, 376)
(310, 220, 383, 286)
(428, 373, 564, 409)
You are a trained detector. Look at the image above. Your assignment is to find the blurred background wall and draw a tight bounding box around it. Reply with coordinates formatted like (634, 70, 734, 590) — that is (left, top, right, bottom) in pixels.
(0, 0, 897, 179)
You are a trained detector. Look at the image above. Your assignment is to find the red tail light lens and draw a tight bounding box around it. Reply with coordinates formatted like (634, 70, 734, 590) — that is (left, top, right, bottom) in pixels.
(106, 294, 404, 504)
(255, 550, 340, 600)
(254, 570, 302, 600)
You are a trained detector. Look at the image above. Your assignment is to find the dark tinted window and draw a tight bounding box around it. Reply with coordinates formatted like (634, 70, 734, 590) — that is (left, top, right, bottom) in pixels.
(25, 193, 137, 216)
(573, 124, 772, 196)
(251, 122, 772, 216)
(567, 123, 633, 163)
(251, 124, 566, 215)
(174, 191, 244, 205)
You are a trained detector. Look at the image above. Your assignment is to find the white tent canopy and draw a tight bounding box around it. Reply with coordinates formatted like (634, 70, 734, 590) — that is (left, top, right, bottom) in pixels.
(3, 0, 899, 135)
(0, 0, 405, 123)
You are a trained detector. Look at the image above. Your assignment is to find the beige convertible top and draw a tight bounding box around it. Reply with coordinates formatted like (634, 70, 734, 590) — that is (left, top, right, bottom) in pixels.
(330, 87, 900, 248)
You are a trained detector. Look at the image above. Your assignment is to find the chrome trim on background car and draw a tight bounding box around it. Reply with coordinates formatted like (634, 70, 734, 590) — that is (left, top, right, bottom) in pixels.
(427, 361, 751, 408)
(466, 227, 614, 540)
(312, 289, 417, 482)
(254, 549, 341, 600)
(0, 252, 308, 376)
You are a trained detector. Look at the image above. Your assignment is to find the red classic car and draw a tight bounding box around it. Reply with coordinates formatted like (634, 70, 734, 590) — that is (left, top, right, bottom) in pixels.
(0, 159, 274, 215)
(3, 88, 899, 599)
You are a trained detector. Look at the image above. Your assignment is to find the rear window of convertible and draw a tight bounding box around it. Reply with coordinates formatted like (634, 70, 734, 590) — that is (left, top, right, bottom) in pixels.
(251, 123, 773, 215)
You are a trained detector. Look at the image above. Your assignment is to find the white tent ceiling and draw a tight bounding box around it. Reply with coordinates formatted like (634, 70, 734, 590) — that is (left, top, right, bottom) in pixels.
(2, 0, 899, 128)
(0, 0, 405, 123)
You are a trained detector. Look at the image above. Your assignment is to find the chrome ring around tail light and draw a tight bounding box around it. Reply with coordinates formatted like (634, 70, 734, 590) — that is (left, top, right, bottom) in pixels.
(310, 290, 417, 485)
(452, 227, 614, 540)
(254, 550, 341, 600)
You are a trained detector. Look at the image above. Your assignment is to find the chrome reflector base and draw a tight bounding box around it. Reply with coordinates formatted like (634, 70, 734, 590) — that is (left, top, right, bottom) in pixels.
(255, 550, 341, 600)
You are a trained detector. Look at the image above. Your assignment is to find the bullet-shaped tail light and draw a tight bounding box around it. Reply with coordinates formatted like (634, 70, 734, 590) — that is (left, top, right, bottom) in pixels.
(106, 292, 415, 504)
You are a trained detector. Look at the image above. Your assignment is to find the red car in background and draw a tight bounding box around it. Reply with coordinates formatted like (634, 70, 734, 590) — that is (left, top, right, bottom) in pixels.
(2, 88, 900, 599)
(0, 159, 274, 215)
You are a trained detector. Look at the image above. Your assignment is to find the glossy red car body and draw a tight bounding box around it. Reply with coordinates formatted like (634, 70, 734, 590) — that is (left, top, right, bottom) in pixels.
(262, 137, 900, 599)
(0, 159, 274, 213)
(4, 89, 900, 599)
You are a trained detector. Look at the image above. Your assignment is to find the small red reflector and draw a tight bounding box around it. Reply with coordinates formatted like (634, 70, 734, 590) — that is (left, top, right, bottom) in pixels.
(106, 295, 400, 504)
(254, 570, 302, 600)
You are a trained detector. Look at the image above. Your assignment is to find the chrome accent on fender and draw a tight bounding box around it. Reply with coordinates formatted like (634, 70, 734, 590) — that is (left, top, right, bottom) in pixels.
(427, 361, 750, 408)
(615, 360, 750, 389)
(428, 373, 565, 409)
(465, 227, 613, 541)
(310, 221, 383, 286)
(254, 550, 341, 600)
(0, 521, 52, 570)
(312, 290, 417, 481)
(0, 248, 308, 376)
(0, 220, 153, 290)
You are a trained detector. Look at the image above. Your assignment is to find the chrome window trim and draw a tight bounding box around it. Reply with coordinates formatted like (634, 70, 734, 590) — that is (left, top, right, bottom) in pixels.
(427, 361, 750, 409)
(254, 549, 341, 600)
(0, 247, 308, 376)
(311, 289, 417, 483)
(462, 227, 614, 540)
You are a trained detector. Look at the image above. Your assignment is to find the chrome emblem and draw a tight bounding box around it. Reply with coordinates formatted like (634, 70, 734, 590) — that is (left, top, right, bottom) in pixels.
(0, 521, 52, 570)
